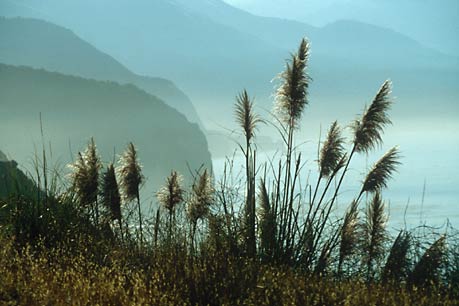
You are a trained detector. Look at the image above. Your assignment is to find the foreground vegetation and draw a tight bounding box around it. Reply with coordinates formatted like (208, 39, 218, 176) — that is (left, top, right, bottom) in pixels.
(0, 38, 458, 305)
(0, 237, 456, 305)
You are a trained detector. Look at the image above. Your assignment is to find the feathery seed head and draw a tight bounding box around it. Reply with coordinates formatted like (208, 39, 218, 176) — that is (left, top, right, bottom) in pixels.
(366, 192, 387, 234)
(84, 137, 101, 186)
(340, 200, 359, 261)
(101, 163, 122, 222)
(188, 169, 214, 224)
(320, 121, 346, 177)
(258, 179, 271, 217)
(157, 170, 184, 213)
(118, 142, 143, 202)
(361, 146, 400, 194)
(69, 138, 102, 206)
(333, 154, 348, 176)
(69, 152, 90, 205)
(235, 90, 262, 143)
(361, 191, 388, 275)
(275, 38, 311, 128)
(353, 80, 392, 153)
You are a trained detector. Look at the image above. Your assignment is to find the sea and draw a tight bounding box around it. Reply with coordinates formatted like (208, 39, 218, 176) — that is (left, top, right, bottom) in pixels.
(212, 122, 459, 232)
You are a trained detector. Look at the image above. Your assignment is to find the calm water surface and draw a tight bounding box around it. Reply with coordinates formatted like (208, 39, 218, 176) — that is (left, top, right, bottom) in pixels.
(212, 125, 459, 231)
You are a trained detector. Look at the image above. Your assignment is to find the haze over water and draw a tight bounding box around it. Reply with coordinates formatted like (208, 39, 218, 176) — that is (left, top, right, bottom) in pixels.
(212, 120, 459, 230)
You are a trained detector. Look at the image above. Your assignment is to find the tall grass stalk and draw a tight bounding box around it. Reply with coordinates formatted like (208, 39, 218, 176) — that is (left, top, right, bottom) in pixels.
(361, 192, 388, 281)
(338, 199, 359, 276)
(157, 170, 184, 242)
(235, 89, 262, 256)
(101, 163, 122, 238)
(118, 142, 144, 245)
(187, 169, 214, 253)
(307, 81, 394, 267)
(69, 138, 102, 225)
(274, 38, 310, 263)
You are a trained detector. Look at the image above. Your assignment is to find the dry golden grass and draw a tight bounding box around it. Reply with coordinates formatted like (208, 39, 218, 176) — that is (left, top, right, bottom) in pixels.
(0, 236, 456, 306)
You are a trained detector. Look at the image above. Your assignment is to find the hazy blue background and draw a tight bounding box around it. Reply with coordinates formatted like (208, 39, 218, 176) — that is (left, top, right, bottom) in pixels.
(221, 0, 459, 229)
(0, 0, 457, 227)
(224, 0, 459, 55)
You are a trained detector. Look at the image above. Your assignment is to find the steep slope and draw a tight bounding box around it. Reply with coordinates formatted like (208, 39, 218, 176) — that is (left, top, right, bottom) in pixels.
(0, 17, 203, 126)
(0, 152, 38, 200)
(0, 0, 285, 123)
(0, 64, 212, 196)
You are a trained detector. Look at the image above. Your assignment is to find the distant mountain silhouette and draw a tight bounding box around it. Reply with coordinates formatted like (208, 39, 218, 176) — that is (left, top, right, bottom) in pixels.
(1, 0, 457, 127)
(0, 17, 203, 126)
(223, 0, 459, 56)
(0, 64, 212, 195)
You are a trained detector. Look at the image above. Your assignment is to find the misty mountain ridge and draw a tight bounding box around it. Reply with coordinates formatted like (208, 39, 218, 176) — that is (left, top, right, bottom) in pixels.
(173, 0, 457, 65)
(222, 0, 459, 56)
(316, 20, 457, 66)
(0, 16, 203, 126)
(1, 0, 457, 129)
(0, 63, 212, 195)
(1, 0, 455, 68)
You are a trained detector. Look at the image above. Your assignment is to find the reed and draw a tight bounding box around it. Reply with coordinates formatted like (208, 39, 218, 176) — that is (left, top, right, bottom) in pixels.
(258, 179, 276, 261)
(118, 142, 144, 244)
(100, 163, 122, 236)
(235, 89, 262, 257)
(273, 38, 311, 264)
(361, 192, 388, 281)
(69, 137, 102, 225)
(187, 169, 214, 252)
(157, 170, 184, 241)
(360, 146, 401, 198)
(338, 200, 359, 276)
